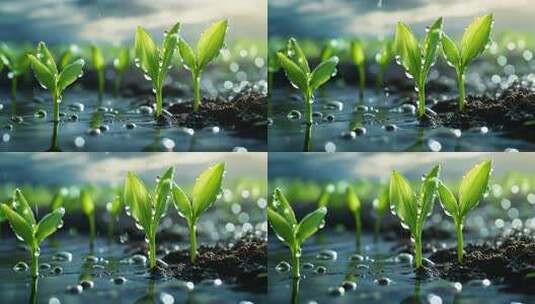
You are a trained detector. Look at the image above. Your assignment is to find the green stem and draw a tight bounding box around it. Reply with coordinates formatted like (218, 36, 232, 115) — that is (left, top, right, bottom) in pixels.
(457, 71, 466, 112)
(291, 247, 301, 278)
(53, 92, 60, 122)
(98, 70, 104, 100)
(155, 86, 163, 118)
(304, 90, 312, 125)
(89, 213, 95, 250)
(358, 66, 365, 100)
(30, 246, 38, 278)
(30, 277, 38, 304)
(193, 72, 201, 112)
(189, 223, 197, 263)
(414, 233, 422, 268)
(11, 77, 17, 100)
(291, 278, 300, 304)
(417, 84, 426, 117)
(456, 220, 464, 264)
(304, 124, 312, 152)
(355, 212, 362, 247)
(148, 232, 156, 268)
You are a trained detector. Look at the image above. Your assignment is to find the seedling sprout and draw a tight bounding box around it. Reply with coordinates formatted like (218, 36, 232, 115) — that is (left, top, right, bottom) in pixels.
(277, 37, 339, 125)
(373, 185, 389, 238)
(113, 47, 130, 94)
(389, 165, 440, 268)
(178, 19, 228, 112)
(134, 22, 180, 118)
(0, 189, 65, 278)
(268, 188, 327, 278)
(442, 14, 494, 111)
(91, 45, 106, 99)
(438, 160, 492, 263)
(346, 185, 362, 247)
(375, 40, 393, 89)
(80, 189, 96, 248)
(123, 167, 174, 268)
(350, 40, 366, 99)
(28, 41, 85, 122)
(0, 44, 30, 99)
(172, 162, 225, 263)
(394, 17, 443, 117)
(106, 196, 122, 239)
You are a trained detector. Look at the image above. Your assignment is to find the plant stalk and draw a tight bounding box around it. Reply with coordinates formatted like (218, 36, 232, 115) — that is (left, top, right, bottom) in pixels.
(189, 223, 197, 263)
(30, 246, 38, 278)
(89, 213, 95, 250)
(11, 76, 17, 100)
(193, 72, 201, 112)
(53, 93, 60, 122)
(358, 66, 365, 100)
(457, 71, 466, 112)
(417, 84, 426, 117)
(456, 220, 464, 264)
(155, 86, 163, 118)
(148, 231, 156, 268)
(304, 90, 313, 125)
(97, 70, 104, 100)
(355, 212, 362, 247)
(291, 247, 301, 278)
(414, 233, 422, 268)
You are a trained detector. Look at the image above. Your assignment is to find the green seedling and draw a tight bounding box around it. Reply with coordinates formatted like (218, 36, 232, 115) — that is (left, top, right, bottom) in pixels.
(373, 186, 389, 238)
(0, 189, 65, 277)
(91, 45, 106, 99)
(172, 163, 225, 263)
(106, 196, 122, 239)
(317, 184, 334, 208)
(277, 38, 339, 125)
(438, 160, 492, 263)
(394, 17, 443, 117)
(442, 14, 494, 111)
(123, 167, 174, 268)
(134, 22, 180, 118)
(28, 42, 85, 122)
(80, 189, 96, 247)
(178, 19, 228, 112)
(268, 188, 327, 278)
(50, 190, 65, 211)
(346, 185, 362, 247)
(389, 165, 441, 268)
(113, 47, 130, 94)
(375, 40, 393, 89)
(320, 39, 339, 62)
(0, 44, 30, 99)
(350, 40, 366, 99)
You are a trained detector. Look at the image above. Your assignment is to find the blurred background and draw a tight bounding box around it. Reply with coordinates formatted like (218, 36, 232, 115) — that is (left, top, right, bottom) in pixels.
(269, 0, 532, 38)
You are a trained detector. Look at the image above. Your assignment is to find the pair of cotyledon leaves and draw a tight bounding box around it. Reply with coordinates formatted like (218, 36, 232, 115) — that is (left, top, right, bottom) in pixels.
(123, 163, 225, 234)
(0, 189, 65, 247)
(268, 188, 327, 249)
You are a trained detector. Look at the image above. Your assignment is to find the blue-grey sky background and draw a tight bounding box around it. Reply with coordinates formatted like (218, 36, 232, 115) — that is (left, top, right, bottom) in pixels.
(269, 0, 533, 38)
(0, 0, 266, 44)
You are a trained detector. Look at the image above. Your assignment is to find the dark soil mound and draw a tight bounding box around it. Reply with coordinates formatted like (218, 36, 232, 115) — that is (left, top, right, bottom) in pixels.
(429, 230, 535, 293)
(152, 235, 267, 292)
(167, 91, 267, 139)
(426, 85, 535, 136)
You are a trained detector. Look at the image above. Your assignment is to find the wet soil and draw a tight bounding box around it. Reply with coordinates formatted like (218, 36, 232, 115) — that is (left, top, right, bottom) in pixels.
(167, 91, 267, 139)
(151, 235, 267, 292)
(425, 85, 535, 140)
(429, 230, 535, 293)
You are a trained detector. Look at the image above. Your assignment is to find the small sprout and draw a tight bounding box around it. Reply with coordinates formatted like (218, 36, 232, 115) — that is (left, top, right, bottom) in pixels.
(375, 40, 393, 89)
(80, 189, 96, 248)
(106, 196, 123, 238)
(0, 44, 30, 100)
(438, 160, 492, 263)
(123, 167, 175, 268)
(91, 45, 106, 99)
(346, 185, 362, 247)
(320, 39, 339, 62)
(277, 38, 339, 125)
(134, 22, 180, 118)
(59, 45, 80, 69)
(178, 19, 228, 112)
(172, 163, 225, 263)
(113, 47, 130, 94)
(0, 189, 65, 277)
(442, 14, 494, 111)
(268, 188, 327, 278)
(389, 165, 441, 268)
(394, 17, 443, 117)
(317, 184, 334, 208)
(373, 186, 389, 239)
(350, 40, 366, 99)
(50, 190, 65, 211)
(28, 41, 85, 122)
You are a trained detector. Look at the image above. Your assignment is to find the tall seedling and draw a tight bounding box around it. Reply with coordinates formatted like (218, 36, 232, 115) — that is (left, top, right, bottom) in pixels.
(172, 163, 225, 263)
(373, 186, 389, 238)
(268, 188, 327, 278)
(442, 14, 493, 111)
(0, 189, 65, 277)
(394, 18, 443, 117)
(113, 47, 130, 94)
(0, 44, 30, 100)
(346, 185, 362, 247)
(375, 40, 393, 89)
(178, 19, 228, 112)
(350, 40, 366, 99)
(277, 38, 339, 125)
(80, 189, 96, 248)
(123, 167, 174, 268)
(91, 45, 106, 99)
(28, 42, 85, 122)
(438, 160, 492, 263)
(106, 196, 122, 238)
(135, 22, 180, 118)
(389, 165, 440, 268)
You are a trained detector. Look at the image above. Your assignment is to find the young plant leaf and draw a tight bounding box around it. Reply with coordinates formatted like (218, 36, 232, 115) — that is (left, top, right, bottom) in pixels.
(37, 41, 58, 76)
(153, 167, 175, 222)
(114, 47, 130, 72)
(276, 52, 308, 92)
(13, 188, 36, 225)
(458, 160, 492, 217)
(124, 172, 152, 230)
(394, 22, 421, 80)
(296, 207, 327, 244)
(0, 204, 34, 243)
(309, 56, 339, 91)
(272, 188, 297, 225)
(91, 45, 105, 71)
(421, 18, 443, 76)
(58, 59, 84, 93)
(437, 181, 459, 218)
(28, 55, 56, 92)
(442, 33, 461, 67)
(172, 184, 193, 219)
(350, 41, 366, 66)
(460, 14, 493, 66)
(287, 38, 310, 74)
(80, 189, 95, 216)
(178, 38, 197, 70)
(191, 163, 224, 216)
(417, 165, 441, 225)
(196, 19, 228, 70)
(107, 196, 123, 217)
(389, 171, 417, 231)
(135, 26, 159, 80)
(268, 207, 294, 244)
(346, 185, 361, 213)
(35, 207, 65, 243)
